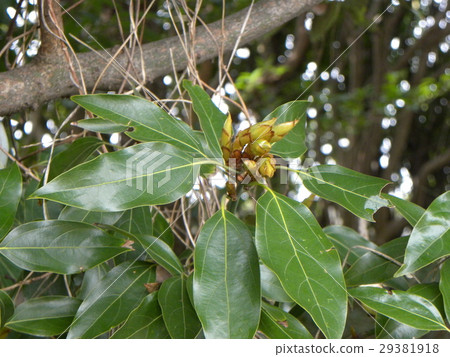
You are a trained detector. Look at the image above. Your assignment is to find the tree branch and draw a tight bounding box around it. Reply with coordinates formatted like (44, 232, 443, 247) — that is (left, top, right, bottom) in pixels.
(0, 0, 322, 116)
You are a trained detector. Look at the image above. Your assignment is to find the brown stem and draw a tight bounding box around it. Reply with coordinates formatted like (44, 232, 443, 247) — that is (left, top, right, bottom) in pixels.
(1, 273, 52, 292)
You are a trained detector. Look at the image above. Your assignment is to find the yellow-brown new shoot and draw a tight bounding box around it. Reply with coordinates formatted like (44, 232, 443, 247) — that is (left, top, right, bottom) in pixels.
(246, 139, 272, 157)
(271, 119, 299, 143)
(221, 114, 233, 162)
(258, 156, 276, 178)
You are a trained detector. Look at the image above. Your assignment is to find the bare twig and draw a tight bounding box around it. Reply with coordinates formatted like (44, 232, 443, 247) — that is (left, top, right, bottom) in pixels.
(0, 145, 40, 181)
(1, 273, 52, 292)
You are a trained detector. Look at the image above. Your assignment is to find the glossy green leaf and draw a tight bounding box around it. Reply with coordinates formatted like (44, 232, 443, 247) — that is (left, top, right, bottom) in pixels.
(158, 276, 201, 338)
(193, 209, 261, 338)
(112, 207, 154, 262)
(115, 207, 153, 236)
(260, 263, 292, 302)
(408, 283, 445, 317)
(59, 206, 123, 225)
(263, 101, 308, 158)
(77, 263, 109, 300)
(48, 137, 103, 181)
(0, 255, 23, 288)
(382, 193, 425, 227)
(6, 296, 81, 337)
(135, 235, 183, 276)
(255, 190, 347, 339)
(111, 292, 169, 339)
(0, 290, 14, 328)
(350, 287, 448, 331)
(298, 165, 390, 221)
(153, 213, 174, 247)
(345, 236, 408, 286)
(67, 261, 156, 338)
(323, 225, 377, 265)
(375, 313, 427, 339)
(0, 164, 22, 240)
(440, 259, 450, 321)
(259, 302, 312, 339)
(395, 192, 450, 277)
(183, 80, 226, 159)
(72, 94, 205, 156)
(31, 142, 202, 211)
(376, 283, 445, 339)
(75, 118, 128, 134)
(0, 220, 130, 274)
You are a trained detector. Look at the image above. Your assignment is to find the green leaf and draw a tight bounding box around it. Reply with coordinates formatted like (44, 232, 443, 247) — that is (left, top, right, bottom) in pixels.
(259, 302, 312, 339)
(48, 137, 103, 181)
(59, 206, 123, 225)
(0, 164, 22, 240)
(264, 101, 308, 158)
(408, 283, 446, 317)
(395, 192, 450, 276)
(298, 165, 390, 221)
(0, 220, 130, 274)
(111, 292, 169, 339)
(115, 207, 153, 236)
(376, 283, 445, 339)
(350, 287, 448, 331)
(323, 225, 377, 265)
(440, 260, 450, 322)
(135, 235, 183, 276)
(382, 193, 425, 227)
(77, 263, 110, 300)
(153, 213, 175, 247)
(67, 261, 156, 338)
(6, 296, 81, 337)
(255, 190, 347, 339)
(0, 255, 23, 288)
(158, 276, 201, 338)
(193, 209, 261, 338)
(0, 290, 14, 328)
(183, 80, 226, 159)
(72, 94, 205, 157)
(260, 263, 293, 302)
(345, 236, 408, 286)
(375, 314, 427, 339)
(75, 118, 128, 134)
(31, 142, 202, 211)
(113, 207, 154, 263)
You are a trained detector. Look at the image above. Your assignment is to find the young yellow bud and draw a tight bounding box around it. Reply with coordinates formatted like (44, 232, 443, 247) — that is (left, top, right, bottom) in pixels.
(258, 157, 276, 178)
(243, 159, 258, 176)
(249, 118, 276, 142)
(246, 139, 272, 157)
(271, 120, 299, 143)
(232, 127, 251, 153)
(221, 114, 233, 162)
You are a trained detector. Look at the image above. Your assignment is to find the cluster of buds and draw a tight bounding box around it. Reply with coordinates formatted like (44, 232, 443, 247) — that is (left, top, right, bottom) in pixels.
(220, 115, 298, 199)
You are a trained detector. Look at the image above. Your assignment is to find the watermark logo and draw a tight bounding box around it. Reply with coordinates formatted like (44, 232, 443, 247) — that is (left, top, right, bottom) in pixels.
(126, 148, 172, 193)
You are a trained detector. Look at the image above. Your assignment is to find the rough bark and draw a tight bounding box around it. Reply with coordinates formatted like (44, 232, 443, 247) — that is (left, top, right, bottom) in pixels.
(0, 0, 322, 116)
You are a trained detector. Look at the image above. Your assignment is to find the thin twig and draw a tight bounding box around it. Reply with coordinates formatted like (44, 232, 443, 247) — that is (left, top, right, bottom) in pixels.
(0, 145, 40, 181)
(2, 273, 52, 292)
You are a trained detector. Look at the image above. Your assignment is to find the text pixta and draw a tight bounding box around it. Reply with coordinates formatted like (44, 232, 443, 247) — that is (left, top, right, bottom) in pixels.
(275, 343, 337, 355)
